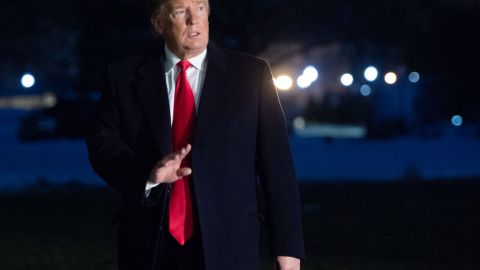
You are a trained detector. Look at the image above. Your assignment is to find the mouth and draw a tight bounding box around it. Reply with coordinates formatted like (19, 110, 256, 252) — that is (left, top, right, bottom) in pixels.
(187, 32, 200, 38)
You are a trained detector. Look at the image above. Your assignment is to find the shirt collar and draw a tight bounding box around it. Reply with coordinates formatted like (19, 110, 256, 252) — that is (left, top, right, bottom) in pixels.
(164, 45, 207, 73)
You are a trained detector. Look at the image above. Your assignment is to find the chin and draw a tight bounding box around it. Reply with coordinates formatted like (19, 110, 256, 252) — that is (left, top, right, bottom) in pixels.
(185, 42, 207, 51)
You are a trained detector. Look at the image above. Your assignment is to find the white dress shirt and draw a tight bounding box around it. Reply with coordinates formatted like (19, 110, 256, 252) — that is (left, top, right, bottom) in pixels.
(145, 46, 208, 193)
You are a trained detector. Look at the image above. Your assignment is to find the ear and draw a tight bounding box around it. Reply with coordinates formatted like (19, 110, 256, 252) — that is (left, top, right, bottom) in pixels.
(151, 16, 164, 35)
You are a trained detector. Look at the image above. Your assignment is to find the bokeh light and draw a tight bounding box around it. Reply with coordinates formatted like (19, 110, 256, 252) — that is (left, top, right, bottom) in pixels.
(360, 84, 372, 96)
(297, 75, 312, 89)
(451, 115, 463, 127)
(364, 66, 379, 82)
(21, 73, 35, 88)
(384, 72, 397, 85)
(303, 66, 319, 82)
(274, 75, 293, 91)
(408, 72, 420, 83)
(340, 73, 354, 86)
(293, 117, 306, 130)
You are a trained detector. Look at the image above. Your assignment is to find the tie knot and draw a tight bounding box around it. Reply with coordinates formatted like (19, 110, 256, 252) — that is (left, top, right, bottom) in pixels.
(177, 60, 192, 72)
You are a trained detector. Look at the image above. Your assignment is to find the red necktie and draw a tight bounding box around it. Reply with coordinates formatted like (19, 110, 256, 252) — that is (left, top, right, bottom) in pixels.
(169, 60, 195, 245)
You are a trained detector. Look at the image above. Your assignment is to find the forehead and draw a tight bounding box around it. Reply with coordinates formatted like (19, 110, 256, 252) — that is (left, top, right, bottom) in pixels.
(165, 0, 208, 8)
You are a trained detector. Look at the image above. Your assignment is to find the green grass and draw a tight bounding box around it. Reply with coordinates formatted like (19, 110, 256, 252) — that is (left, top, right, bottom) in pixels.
(1, 180, 480, 269)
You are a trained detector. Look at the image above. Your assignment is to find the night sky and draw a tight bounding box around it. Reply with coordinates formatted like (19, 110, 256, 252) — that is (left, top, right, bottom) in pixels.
(1, 0, 479, 123)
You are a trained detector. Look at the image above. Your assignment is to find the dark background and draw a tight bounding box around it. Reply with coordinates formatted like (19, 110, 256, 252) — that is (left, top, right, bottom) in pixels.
(1, 0, 480, 269)
(2, 0, 480, 120)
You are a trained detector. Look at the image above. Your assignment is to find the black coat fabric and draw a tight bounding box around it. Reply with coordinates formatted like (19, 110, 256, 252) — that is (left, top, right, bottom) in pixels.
(86, 44, 305, 270)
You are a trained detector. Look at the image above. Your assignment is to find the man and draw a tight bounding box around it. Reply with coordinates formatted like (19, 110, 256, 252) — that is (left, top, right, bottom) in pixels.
(86, 0, 305, 269)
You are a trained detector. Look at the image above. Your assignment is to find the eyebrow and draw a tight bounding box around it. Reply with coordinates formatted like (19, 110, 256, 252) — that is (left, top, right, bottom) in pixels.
(170, 3, 185, 9)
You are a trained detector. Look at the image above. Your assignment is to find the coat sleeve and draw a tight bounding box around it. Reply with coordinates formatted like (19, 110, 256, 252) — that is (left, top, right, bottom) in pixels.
(256, 61, 306, 259)
(85, 65, 154, 198)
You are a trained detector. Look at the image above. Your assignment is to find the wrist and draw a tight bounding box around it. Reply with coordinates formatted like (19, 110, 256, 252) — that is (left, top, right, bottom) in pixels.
(145, 180, 161, 190)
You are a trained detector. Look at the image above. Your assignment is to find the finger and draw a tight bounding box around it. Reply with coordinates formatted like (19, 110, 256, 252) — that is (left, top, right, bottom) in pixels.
(160, 145, 192, 167)
(173, 154, 180, 162)
(176, 167, 192, 177)
(163, 159, 177, 167)
(159, 153, 178, 165)
(178, 144, 192, 159)
(175, 147, 186, 157)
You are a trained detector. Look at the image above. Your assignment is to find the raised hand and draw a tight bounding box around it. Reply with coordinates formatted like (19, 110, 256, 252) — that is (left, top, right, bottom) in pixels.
(147, 144, 192, 184)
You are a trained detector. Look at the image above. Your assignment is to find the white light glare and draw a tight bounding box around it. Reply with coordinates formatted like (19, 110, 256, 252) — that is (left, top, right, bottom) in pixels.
(303, 66, 319, 82)
(21, 73, 35, 88)
(384, 72, 397, 85)
(297, 75, 312, 89)
(296, 66, 318, 89)
(340, 73, 354, 86)
(274, 75, 293, 91)
(364, 66, 378, 82)
(409, 72, 420, 83)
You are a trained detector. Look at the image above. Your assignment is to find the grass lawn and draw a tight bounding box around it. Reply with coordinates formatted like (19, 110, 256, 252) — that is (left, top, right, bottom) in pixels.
(1, 180, 480, 269)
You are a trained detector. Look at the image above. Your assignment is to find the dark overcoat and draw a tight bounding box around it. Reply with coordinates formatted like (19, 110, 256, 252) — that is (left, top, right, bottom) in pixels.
(86, 43, 305, 270)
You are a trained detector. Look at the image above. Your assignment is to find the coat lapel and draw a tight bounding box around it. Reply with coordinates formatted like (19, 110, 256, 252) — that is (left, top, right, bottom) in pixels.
(132, 44, 228, 157)
(194, 44, 229, 143)
(134, 54, 173, 156)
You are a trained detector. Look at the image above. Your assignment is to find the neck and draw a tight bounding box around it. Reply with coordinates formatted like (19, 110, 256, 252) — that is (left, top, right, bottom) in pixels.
(166, 44, 205, 60)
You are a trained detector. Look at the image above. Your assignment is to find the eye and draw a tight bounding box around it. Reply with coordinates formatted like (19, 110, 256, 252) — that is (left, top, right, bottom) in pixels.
(172, 8, 186, 18)
(196, 4, 206, 12)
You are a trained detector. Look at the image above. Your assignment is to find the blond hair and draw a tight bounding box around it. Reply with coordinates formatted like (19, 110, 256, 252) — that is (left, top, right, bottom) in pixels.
(145, 0, 210, 16)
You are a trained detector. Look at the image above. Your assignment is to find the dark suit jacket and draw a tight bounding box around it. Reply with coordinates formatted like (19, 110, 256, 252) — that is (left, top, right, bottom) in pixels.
(86, 43, 305, 270)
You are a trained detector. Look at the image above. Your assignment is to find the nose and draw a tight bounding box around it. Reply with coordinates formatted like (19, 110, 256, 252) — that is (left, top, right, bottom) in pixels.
(186, 8, 199, 25)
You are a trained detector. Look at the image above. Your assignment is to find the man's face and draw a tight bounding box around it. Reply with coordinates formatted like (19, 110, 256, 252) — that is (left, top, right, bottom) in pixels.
(152, 0, 209, 59)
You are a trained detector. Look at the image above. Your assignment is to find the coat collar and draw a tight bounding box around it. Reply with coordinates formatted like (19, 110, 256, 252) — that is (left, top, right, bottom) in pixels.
(134, 54, 172, 156)
(164, 45, 208, 72)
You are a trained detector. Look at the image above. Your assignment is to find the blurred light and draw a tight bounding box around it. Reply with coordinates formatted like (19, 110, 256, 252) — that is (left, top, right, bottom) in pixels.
(303, 66, 319, 82)
(364, 66, 378, 82)
(451, 115, 463, 127)
(340, 73, 354, 86)
(408, 72, 420, 83)
(0, 94, 54, 109)
(21, 73, 35, 88)
(274, 75, 293, 91)
(42, 92, 58, 108)
(384, 72, 397, 85)
(294, 123, 367, 139)
(360, 84, 372, 96)
(297, 75, 312, 89)
(293, 117, 306, 130)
